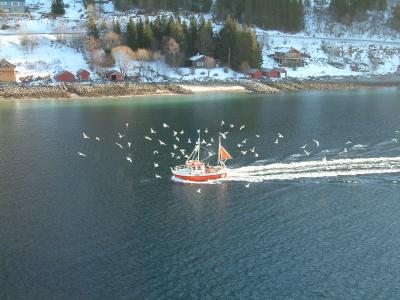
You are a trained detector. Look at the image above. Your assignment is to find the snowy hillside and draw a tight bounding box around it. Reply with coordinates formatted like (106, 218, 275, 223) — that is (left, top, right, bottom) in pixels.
(0, 0, 400, 82)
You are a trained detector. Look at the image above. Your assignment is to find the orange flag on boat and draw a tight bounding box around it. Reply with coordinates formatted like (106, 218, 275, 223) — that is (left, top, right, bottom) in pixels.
(220, 146, 232, 160)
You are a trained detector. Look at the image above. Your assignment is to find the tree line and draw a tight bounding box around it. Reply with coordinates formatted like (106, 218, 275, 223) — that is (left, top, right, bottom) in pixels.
(87, 15, 262, 72)
(329, 0, 387, 25)
(114, 0, 212, 13)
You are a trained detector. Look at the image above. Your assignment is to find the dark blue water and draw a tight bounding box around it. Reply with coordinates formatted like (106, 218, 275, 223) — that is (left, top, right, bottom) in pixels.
(2, 89, 400, 299)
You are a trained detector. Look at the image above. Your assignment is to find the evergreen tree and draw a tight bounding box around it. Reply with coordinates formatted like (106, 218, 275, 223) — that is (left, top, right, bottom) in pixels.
(142, 21, 155, 49)
(113, 20, 122, 35)
(125, 18, 138, 50)
(51, 0, 65, 15)
(87, 17, 99, 39)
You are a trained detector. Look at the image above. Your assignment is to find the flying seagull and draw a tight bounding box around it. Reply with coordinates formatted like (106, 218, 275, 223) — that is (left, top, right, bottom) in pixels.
(77, 152, 87, 157)
(82, 132, 90, 139)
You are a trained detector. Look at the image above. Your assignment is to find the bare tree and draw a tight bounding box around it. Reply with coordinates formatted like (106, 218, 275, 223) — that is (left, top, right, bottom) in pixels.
(135, 48, 151, 76)
(204, 56, 216, 77)
(163, 38, 180, 67)
(102, 32, 121, 53)
(20, 34, 39, 54)
(111, 46, 136, 77)
(90, 49, 115, 75)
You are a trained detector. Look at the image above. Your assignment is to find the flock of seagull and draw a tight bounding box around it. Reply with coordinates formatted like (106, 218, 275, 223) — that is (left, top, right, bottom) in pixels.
(77, 121, 400, 192)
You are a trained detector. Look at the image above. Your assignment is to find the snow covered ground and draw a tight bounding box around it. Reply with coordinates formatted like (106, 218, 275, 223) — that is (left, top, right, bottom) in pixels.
(0, 0, 400, 82)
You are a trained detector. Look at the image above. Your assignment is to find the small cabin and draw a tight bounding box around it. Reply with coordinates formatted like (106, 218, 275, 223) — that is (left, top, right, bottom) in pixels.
(0, 59, 16, 82)
(76, 69, 90, 81)
(106, 70, 124, 82)
(270, 48, 307, 68)
(54, 70, 75, 82)
(247, 68, 263, 79)
(188, 54, 206, 67)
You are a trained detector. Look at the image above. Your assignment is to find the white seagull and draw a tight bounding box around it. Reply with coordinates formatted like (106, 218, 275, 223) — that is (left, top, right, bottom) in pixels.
(219, 132, 228, 140)
(237, 144, 243, 148)
(240, 125, 245, 131)
(304, 149, 310, 156)
(254, 153, 259, 158)
(210, 137, 214, 143)
(278, 133, 283, 139)
(196, 188, 202, 194)
(256, 134, 260, 138)
(240, 150, 247, 155)
(126, 157, 133, 164)
(154, 163, 159, 168)
(229, 124, 234, 128)
(77, 152, 87, 157)
(163, 123, 169, 128)
(274, 138, 279, 144)
(204, 128, 208, 133)
(393, 139, 398, 143)
(118, 132, 124, 139)
(150, 128, 157, 134)
(155, 174, 162, 179)
(173, 131, 178, 136)
(174, 144, 178, 149)
(300, 144, 307, 149)
(126, 123, 129, 128)
(153, 150, 159, 155)
(82, 132, 90, 139)
(180, 130, 184, 135)
(244, 183, 250, 188)
(250, 147, 255, 153)
(95, 137, 100, 141)
(175, 136, 180, 142)
(187, 138, 192, 144)
(115, 143, 124, 149)
(221, 120, 225, 126)
(128, 142, 132, 148)
(145, 136, 152, 141)
(159, 140, 166, 146)
(313, 139, 320, 147)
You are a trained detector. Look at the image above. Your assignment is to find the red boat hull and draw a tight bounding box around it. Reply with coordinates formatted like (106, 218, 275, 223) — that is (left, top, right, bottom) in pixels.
(173, 172, 227, 182)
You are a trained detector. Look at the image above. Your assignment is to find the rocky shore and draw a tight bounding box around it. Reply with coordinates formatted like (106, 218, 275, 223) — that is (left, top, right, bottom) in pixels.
(0, 75, 399, 100)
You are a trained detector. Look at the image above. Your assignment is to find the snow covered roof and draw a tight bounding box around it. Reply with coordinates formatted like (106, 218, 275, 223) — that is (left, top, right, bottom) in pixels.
(189, 54, 206, 61)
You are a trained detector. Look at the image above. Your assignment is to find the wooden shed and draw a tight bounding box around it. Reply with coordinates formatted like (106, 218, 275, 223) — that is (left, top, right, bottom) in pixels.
(0, 59, 16, 82)
(55, 70, 75, 82)
(76, 69, 90, 81)
(106, 70, 124, 81)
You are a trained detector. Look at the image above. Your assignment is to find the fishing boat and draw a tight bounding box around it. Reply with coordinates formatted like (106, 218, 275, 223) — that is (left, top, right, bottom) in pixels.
(171, 134, 232, 182)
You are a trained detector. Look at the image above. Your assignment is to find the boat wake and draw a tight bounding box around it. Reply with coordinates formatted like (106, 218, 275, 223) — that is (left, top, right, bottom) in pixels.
(226, 156, 400, 182)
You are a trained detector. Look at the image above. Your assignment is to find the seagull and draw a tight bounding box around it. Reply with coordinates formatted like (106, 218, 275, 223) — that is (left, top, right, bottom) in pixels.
(196, 188, 202, 194)
(125, 123, 129, 128)
(201, 139, 207, 145)
(180, 149, 186, 154)
(159, 140, 166, 146)
(345, 141, 352, 145)
(126, 157, 133, 164)
(154, 163, 159, 168)
(117, 132, 124, 139)
(155, 174, 161, 179)
(219, 132, 228, 140)
(153, 150, 159, 155)
(343, 148, 348, 153)
(208, 151, 213, 157)
(173, 144, 178, 149)
(242, 139, 247, 144)
(150, 128, 157, 134)
(82, 132, 90, 139)
(322, 156, 327, 162)
(244, 183, 250, 188)
(221, 120, 225, 126)
(176, 156, 181, 160)
(240, 125, 245, 131)
(237, 144, 243, 148)
(210, 137, 214, 143)
(187, 138, 192, 144)
(163, 123, 169, 128)
(175, 136, 180, 142)
(278, 133, 283, 139)
(254, 153, 259, 158)
(393, 139, 398, 143)
(171, 152, 175, 158)
(128, 142, 132, 148)
(229, 124, 234, 128)
(197, 129, 201, 134)
(256, 134, 260, 138)
(145, 136, 152, 141)
(300, 144, 307, 149)
(304, 149, 310, 156)
(173, 131, 178, 136)
(180, 130, 184, 135)
(204, 128, 208, 133)
(396, 130, 399, 133)
(115, 143, 123, 149)
(207, 143, 212, 147)
(77, 152, 87, 157)
(95, 137, 100, 141)
(250, 147, 255, 153)
(274, 138, 279, 144)
(313, 139, 320, 147)
(241, 150, 247, 155)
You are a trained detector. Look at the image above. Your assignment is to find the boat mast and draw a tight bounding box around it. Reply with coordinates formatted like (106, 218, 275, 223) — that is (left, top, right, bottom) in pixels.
(197, 131, 201, 162)
(217, 134, 221, 165)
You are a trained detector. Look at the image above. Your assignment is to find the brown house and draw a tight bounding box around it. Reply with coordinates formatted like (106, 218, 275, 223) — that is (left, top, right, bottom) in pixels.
(261, 67, 287, 79)
(0, 59, 16, 82)
(54, 70, 75, 82)
(106, 70, 124, 81)
(270, 48, 307, 68)
(76, 69, 90, 81)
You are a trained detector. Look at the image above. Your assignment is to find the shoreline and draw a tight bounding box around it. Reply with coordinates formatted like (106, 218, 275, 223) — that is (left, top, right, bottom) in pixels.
(0, 75, 399, 100)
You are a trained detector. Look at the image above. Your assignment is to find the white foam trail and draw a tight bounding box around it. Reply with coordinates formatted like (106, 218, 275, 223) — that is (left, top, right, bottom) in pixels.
(226, 156, 400, 182)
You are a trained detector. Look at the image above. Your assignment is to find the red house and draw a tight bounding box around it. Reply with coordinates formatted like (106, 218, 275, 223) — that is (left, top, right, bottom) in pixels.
(262, 67, 287, 79)
(76, 69, 90, 81)
(54, 70, 75, 82)
(106, 70, 124, 82)
(247, 68, 263, 79)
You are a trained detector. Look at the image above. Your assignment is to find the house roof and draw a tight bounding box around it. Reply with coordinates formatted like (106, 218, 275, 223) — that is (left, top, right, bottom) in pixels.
(273, 67, 287, 73)
(107, 70, 123, 75)
(247, 68, 260, 73)
(77, 69, 89, 74)
(55, 70, 74, 77)
(0, 59, 16, 69)
(273, 47, 302, 54)
(189, 54, 206, 61)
